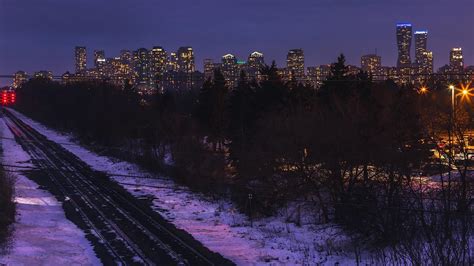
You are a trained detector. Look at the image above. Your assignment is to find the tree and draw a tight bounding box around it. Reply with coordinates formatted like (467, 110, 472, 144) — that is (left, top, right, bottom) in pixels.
(197, 69, 229, 150)
(227, 71, 257, 171)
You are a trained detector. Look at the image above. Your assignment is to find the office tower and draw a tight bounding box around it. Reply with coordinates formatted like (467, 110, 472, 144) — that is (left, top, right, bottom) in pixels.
(419, 51, 433, 75)
(75, 46, 87, 73)
(286, 49, 305, 82)
(133, 48, 151, 85)
(247, 51, 265, 82)
(396, 23, 413, 68)
(120, 50, 132, 64)
(222, 54, 238, 88)
(361, 54, 382, 79)
(13, 71, 28, 89)
(168, 52, 178, 72)
(414, 31, 428, 64)
(150, 46, 168, 80)
(413, 30, 434, 83)
(203, 59, 215, 81)
(450, 47, 464, 72)
(306, 65, 331, 88)
(177, 47, 195, 73)
(94, 50, 106, 68)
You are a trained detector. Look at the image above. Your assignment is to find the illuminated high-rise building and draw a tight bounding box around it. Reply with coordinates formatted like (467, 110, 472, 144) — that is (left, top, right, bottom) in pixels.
(177, 47, 195, 73)
(413, 30, 433, 83)
(450, 47, 464, 72)
(361, 54, 382, 79)
(133, 48, 151, 85)
(307, 65, 331, 88)
(13, 71, 28, 89)
(94, 50, 106, 68)
(222, 54, 238, 88)
(203, 59, 215, 81)
(247, 51, 265, 82)
(120, 50, 132, 64)
(414, 31, 428, 64)
(396, 23, 412, 68)
(419, 51, 433, 74)
(286, 49, 305, 82)
(150, 46, 168, 80)
(93, 50, 106, 77)
(168, 52, 178, 72)
(75, 46, 87, 73)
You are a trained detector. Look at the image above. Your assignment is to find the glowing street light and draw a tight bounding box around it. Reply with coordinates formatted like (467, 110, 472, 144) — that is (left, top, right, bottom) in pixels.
(449, 84, 456, 114)
(419, 86, 428, 94)
(457, 82, 473, 102)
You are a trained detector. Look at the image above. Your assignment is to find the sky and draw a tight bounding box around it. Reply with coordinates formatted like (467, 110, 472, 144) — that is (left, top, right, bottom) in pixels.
(0, 0, 473, 86)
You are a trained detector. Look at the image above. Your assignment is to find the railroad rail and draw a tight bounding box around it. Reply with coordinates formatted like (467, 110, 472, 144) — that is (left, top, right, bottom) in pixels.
(2, 108, 233, 266)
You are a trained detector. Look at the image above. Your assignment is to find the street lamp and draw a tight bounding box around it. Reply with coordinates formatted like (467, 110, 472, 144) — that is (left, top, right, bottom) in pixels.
(449, 85, 455, 114)
(419, 86, 428, 94)
(458, 82, 473, 102)
(448, 84, 456, 179)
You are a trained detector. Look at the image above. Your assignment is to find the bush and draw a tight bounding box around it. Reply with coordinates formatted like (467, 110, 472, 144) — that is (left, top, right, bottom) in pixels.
(0, 170, 15, 245)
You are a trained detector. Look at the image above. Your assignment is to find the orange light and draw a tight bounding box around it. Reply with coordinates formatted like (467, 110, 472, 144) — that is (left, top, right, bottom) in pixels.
(418, 86, 428, 94)
(457, 82, 474, 102)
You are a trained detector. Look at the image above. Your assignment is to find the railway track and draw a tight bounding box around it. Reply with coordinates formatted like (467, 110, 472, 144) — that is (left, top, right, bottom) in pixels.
(3, 108, 233, 266)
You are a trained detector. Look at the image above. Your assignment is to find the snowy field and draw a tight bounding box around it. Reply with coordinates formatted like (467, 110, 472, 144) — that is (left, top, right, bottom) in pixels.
(0, 117, 100, 265)
(6, 109, 361, 265)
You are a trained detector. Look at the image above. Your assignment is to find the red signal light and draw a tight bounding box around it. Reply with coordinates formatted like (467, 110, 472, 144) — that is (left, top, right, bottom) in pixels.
(10, 92, 16, 104)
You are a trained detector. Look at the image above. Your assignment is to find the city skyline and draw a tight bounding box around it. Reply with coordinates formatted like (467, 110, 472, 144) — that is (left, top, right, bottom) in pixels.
(1, 0, 473, 86)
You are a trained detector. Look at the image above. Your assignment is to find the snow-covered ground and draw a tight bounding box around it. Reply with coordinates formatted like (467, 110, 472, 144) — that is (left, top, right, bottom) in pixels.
(0, 117, 100, 265)
(7, 108, 360, 265)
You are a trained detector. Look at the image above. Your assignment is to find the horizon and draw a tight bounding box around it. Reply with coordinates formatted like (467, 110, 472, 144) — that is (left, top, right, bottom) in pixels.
(1, 0, 473, 86)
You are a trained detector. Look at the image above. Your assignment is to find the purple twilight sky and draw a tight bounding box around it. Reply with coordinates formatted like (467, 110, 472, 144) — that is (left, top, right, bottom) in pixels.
(0, 0, 473, 86)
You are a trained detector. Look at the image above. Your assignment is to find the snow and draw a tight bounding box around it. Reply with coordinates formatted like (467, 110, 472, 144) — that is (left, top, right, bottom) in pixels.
(0, 116, 101, 266)
(6, 108, 360, 265)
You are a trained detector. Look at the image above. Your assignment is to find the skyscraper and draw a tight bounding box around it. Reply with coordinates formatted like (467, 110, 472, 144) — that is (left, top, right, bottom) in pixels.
(94, 50, 106, 68)
(396, 23, 413, 68)
(203, 59, 215, 81)
(286, 49, 305, 82)
(222, 54, 238, 88)
(168, 52, 178, 72)
(414, 31, 428, 65)
(120, 50, 132, 64)
(149, 46, 168, 80)
(420, 51, 434, 73)
(361, 54, 382, 79)
(177, 47, 195, 73)
(450, 47, 464, 72)
(133, 48, 151, 85)
(307, 65, 331, 88)
(414, 30, 433, 83)
(247, 51, 265, 82)
(75, 46, 87, 73)
(93, 50, 106, 77)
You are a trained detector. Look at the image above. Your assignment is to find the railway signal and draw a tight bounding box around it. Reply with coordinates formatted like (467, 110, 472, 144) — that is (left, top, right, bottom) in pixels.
(1, 90, 16, 105)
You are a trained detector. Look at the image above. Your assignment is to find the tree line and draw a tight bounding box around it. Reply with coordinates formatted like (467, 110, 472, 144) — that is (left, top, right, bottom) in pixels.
(14, 54, 474, 263)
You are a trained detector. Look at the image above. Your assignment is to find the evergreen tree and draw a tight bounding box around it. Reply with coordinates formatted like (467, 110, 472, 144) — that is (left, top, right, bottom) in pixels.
(227, 71, 257, 167)
(197, 69, 229, 149)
